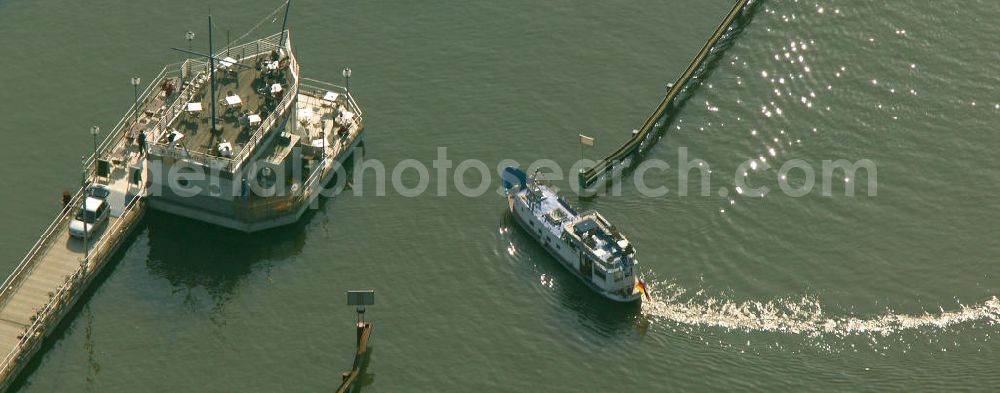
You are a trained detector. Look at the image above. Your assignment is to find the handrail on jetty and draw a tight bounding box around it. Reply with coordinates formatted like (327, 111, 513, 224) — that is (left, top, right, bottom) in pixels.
(0, 193, 146, 390)
(578, 0, 755, 188)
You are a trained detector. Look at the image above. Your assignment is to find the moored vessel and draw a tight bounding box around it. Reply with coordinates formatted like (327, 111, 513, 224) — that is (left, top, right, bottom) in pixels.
(137, 3, 365, 232)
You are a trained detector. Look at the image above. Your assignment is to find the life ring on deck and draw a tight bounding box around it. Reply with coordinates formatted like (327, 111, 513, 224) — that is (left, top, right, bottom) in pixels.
(257, 166, 276, 188)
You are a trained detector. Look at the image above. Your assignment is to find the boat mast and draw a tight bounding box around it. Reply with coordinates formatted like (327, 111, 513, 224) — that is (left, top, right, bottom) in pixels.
(279, 0, 291, 47)
(170, 21, 251, 139)
(209, 15, 218, 135)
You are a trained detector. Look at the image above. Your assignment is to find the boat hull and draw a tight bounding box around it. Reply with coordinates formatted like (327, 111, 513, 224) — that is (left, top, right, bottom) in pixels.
(148, 126, 365, 232)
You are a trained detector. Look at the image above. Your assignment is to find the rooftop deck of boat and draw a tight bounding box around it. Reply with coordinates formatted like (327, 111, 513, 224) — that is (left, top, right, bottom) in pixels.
(163, 57, 291, 158)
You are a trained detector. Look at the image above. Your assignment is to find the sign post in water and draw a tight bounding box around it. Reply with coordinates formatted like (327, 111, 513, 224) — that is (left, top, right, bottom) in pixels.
(347, 290, 374, 325)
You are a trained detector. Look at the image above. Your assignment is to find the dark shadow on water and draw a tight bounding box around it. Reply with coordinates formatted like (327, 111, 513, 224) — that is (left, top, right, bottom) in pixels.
(500, 212, 642, 339)
(144, 147, 361, 306)
(144, 208, 308, 301)
(351, 345, 375, 392)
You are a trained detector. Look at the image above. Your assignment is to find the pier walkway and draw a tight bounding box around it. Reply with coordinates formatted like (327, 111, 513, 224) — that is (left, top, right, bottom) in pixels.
(578, 0, 755, 187)
(0, 63, 176, 390)
(0, 159, 147, 392)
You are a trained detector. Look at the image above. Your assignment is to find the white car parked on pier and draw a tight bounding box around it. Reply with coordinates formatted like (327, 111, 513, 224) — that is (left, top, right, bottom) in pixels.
(69, 197, 110, 239)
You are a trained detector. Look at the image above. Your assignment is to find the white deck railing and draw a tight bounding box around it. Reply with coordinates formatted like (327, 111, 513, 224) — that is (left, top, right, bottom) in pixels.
(81, 62, 186, 179)
(300, 78, 364, 120)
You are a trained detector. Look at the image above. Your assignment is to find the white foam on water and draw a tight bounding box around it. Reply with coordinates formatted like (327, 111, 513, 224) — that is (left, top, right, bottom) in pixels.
(642, 281, 1000, 337)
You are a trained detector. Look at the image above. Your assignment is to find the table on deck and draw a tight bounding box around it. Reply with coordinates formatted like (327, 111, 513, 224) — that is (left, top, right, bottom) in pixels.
(322, 91, 340, 107)
(247, 114, 262, 127)
(224, 95, 243, 109)
(220, 57, 237, 69)
(297, 108, 315, 126)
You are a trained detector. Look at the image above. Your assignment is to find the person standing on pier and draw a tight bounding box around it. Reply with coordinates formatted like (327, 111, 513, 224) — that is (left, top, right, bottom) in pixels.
(137, 131, 147, 157)
(61, 191, 71, 212)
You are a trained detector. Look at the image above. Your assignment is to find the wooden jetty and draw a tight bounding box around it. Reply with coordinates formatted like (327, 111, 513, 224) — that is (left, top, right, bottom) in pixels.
(336, 322, 373, 393)
(578, 0, 756, 188)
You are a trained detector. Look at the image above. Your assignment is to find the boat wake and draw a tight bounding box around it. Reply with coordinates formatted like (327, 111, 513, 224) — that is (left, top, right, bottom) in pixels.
(642, 281, 1000, 337)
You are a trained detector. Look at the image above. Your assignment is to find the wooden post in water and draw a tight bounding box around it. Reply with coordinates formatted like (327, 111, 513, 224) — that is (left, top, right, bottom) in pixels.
(337, 290, 375, 393)
(278, 0, 291, 48)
